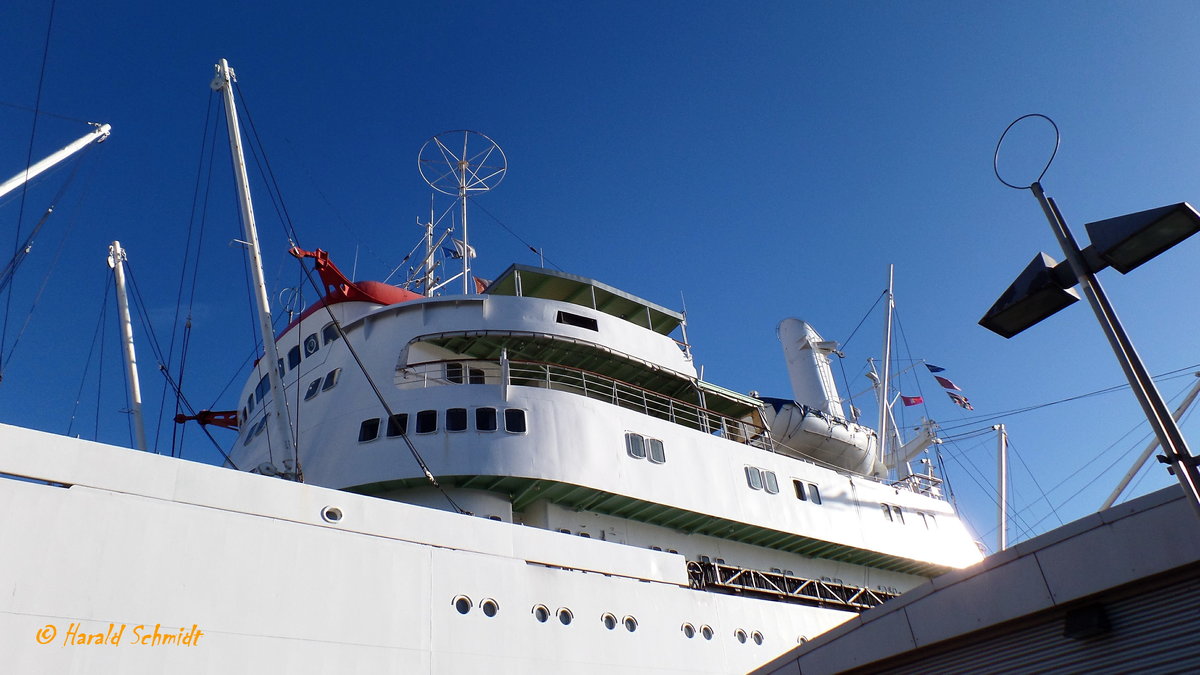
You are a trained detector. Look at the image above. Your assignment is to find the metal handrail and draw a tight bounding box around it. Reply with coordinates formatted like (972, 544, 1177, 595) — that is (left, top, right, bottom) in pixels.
(397, 358, 771, 449)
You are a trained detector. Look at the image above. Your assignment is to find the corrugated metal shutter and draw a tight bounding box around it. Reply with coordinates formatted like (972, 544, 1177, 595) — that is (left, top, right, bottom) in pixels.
(851, 563, 1200, 675)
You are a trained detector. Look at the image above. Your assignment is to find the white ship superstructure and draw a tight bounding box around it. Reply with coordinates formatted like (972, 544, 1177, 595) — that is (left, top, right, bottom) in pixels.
(0, 60, 984, 673)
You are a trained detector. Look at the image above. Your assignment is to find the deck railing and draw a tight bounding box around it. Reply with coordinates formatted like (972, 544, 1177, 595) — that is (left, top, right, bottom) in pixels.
(396, 358, 771, 450)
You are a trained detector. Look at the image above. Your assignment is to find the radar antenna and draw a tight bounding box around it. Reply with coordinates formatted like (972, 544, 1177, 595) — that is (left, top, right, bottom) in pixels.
(418, 130, 507, 294)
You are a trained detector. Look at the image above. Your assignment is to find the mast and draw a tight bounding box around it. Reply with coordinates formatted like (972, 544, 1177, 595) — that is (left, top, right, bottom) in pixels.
(877, 265, 895, 477)
(210, 59, 296, 475)
(108, 241, 147, 452)
(423, 195, 435, 296)
(0, 123, 111, 201)
(996, 423, 1008, 551)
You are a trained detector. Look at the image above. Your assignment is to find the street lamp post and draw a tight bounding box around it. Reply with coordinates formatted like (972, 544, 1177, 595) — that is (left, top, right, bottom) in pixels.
(982, 115, 1200, 520)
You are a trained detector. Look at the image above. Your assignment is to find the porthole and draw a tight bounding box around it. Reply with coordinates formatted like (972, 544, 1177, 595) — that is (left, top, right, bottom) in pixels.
(533, 604, 550, 623)
(481, 598, 499, 617)
(557, 608, 573, 625)
(735, 629, 748, 644)
(682, 623, 696, 638)
(453, 595, 472, 615)
(601, 613, 617, 630)
(752, 631, 764, 645)
(701, 625, 713, 640)
(321, 506, 343, 523)
(623, 616, 638, 632)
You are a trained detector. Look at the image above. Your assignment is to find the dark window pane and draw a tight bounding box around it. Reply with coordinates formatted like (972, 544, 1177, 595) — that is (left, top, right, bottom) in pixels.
(746, 466, 763, 490)
(810, 484, 822, 505)
(647, 438, 666, 464)
(303, 379, 321, 400)
(555, 310, 599, 331)
(764, 471, 780, 494)
(476, 408, 497, 431)
(882, 503, 893, 521)
(626, 433, 646, 459)
(322, 368, 341, 391)
(358, 418, 380, 442)
(386, 414, 408, 437)
(447, 408, 467, 432)
(445, 363, 464, 384)
(416, 410, 437, 433)
(468, 368, 485, 384)
(322, 322, 340, 344)
(794, 480, 807, 501)
(288, 346, 302, 370)
(304, 333, 320, 357)
(504, 409, 527, 433)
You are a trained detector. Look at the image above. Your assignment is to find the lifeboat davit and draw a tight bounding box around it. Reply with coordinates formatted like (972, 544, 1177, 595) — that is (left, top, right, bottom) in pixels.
(765, 318, 881, 475)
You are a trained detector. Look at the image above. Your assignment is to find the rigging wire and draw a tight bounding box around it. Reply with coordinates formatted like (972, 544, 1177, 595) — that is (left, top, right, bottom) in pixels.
(3, 0, 57, 381)
(468, 197, 560, 271)
(66, 274, 111, 438)
(221, 88, 463, 511)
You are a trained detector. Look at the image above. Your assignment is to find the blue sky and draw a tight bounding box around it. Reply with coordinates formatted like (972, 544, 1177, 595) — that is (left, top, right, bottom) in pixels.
(5, 1, 1200, 550)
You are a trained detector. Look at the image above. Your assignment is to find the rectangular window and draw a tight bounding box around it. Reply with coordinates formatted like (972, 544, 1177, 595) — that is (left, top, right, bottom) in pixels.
(255, 374, 270, 401)
(647, 438, 666, 464)
(625, 432, 646, 459)
(809, 484, 822, 505)
(386, 413, 408, 437)
(446, 407, 468, 432)
(794, 480, 807, 501)
(892, 505, 905, 524)
(358, 418, 381, 442)
(882, 503, 893, 521)
(468, 368, 485, 384)
(504, 409, 527, 433)
(277, 359, 285, 380)
(288, 345, 302, 370)
(745, 466, 763, 490)
(322, 322, 340, 344)
(416, 410, 438, 433)
(475, 407, 497, 431)
(322, 368, 341, 391)
(763, 471, 780, 494)
(303, 378, 322, 401)
(445, 363, 464, 384)
(247, 394, 255, 414)
(556, 310, 599, 331)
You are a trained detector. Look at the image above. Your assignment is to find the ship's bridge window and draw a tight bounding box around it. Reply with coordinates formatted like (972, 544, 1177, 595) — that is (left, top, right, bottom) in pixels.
(287, 345, 302, 370)
(446, 363, 464, 383)
(556, 310, 599, 332)
(416, 410, 438, 434)
(447, 408, 468, 432)
(322, 368, 341, 391)
(322, 322, 340, 345)
(468, 367, 485, 384)
(255, 374, 270, 402)
(504, 408, 527, 433)
(359, 418, 381, 442)
(386, 413, 408, 437)
(476, 407, 497, 431)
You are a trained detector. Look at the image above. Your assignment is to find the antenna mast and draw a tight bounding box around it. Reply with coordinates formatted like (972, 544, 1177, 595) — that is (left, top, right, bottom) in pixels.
(877, 265, 895, 477)
(418, 131, 507, 294)
(108, 241, 147, 452)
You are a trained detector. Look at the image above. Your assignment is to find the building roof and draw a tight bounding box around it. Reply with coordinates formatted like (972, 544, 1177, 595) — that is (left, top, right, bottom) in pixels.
(752, 485, 1200, 674)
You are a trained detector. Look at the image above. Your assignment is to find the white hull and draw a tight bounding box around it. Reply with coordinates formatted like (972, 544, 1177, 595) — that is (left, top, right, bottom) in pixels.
(1, 424, 851, 673)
